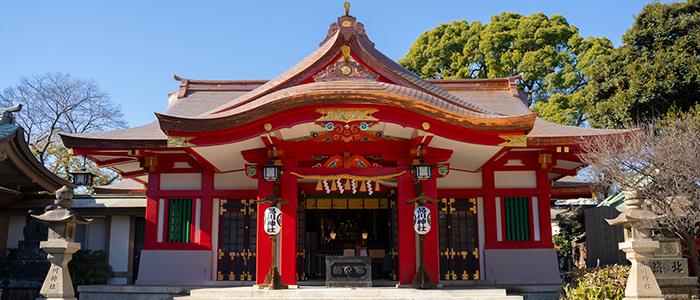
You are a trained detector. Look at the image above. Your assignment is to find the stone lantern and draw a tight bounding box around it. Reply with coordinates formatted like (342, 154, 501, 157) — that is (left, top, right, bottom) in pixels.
(31, 186, 91, 300)
(606, 189, 664, 300)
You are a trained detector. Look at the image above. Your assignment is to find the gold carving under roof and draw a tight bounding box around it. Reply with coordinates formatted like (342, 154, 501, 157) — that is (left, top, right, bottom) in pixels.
(264, 123, 272, 131)
(498, 135, 528, 147)
(341, 46, 351, 61)
(316, 109, 378, 123)
(167, 136, 196, 147)
(422, 122, 431, 130)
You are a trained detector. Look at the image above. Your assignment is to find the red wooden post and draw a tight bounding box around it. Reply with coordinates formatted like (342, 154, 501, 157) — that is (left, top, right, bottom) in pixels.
(280, 169, 298, 285)
(200, 168, 214, 248)
(422, 174, 439, 283)
(536, 167, 554, 248)
(143, 172, 160, 249)
(397, 168, 416, 285)
(256, 177, 273, 285)
(481, 166, 498, 249)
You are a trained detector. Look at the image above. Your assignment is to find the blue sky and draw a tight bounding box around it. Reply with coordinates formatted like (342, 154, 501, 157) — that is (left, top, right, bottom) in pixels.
(1, 0, 666, 127)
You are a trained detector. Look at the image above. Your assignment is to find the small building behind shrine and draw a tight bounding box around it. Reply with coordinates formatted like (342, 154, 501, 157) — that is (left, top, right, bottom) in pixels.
(60, 6, 629, 287)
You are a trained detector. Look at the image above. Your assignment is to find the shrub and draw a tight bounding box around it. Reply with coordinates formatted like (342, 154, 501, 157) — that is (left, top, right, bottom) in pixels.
(562, 264, 630, 300)
(68, 250, 113, 290)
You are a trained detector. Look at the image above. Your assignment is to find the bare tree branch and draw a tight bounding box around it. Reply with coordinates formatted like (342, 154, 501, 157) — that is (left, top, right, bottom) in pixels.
(578, 108, 700, 283)
(0, 72, 128, 194)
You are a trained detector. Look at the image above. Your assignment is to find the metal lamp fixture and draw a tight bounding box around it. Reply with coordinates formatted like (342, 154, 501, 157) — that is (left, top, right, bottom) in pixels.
(330, 231, 336, 240)
(70, 156, 95, 186)
(412, 158, 433, 181)
(261, 159, 283, 182)
(362, 231, 368, 240)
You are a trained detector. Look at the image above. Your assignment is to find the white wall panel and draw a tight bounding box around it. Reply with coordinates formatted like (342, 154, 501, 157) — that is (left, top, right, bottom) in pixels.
(160, 173, 202, 190)
(494, 171, 537, 189)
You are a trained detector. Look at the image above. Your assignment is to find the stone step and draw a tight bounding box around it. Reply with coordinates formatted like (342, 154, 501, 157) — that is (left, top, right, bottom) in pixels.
(175, 286, 523, 300)
(176, 297, 522, 300)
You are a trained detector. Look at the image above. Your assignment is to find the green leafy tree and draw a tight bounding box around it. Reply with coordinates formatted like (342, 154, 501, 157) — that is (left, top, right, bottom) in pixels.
(0, 72, 127, 193)
(399, 12, 613, 126)
(586, 0, 700, 128)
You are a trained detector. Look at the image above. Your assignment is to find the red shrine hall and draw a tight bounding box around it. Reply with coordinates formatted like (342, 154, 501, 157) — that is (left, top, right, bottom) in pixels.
(61, 6, 628, 286)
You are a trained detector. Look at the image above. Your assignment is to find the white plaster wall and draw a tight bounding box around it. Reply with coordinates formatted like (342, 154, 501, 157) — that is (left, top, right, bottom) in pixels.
(436, 171, 483, 189)
(214, 172, 257, 190)
(160, 173, 202, 190)
(483, 248, 560, 281)
(6, 215, 25, 249)
(494, 171, 537, 189)
(86, 218, 106, 251)
(108, 216, 130, 273)
(137, 250, 212, 283)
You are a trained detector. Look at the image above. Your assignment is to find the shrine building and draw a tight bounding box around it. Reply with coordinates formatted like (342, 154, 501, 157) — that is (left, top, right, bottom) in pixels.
(61, 7, 628, 287)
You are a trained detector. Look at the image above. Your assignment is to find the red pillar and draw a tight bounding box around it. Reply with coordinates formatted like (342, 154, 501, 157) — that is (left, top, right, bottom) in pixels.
(397, 168, 416, 285)
(143, 172, 160, 249)
(536, 168, 554, 248)
(481, 166, 498, 249)
(422, 174, 440, 284)
(200, 168, 214, 247)
(280, 168, 298, 285)
(255, 177, 273, 285)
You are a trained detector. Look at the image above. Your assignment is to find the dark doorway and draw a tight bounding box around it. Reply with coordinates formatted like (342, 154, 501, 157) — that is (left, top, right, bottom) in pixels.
(303, 192, 397, 280)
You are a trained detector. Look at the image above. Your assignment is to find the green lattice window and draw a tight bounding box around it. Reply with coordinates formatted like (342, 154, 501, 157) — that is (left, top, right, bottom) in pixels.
(168, 198, 192, 243)
(504, 197, 530, 241)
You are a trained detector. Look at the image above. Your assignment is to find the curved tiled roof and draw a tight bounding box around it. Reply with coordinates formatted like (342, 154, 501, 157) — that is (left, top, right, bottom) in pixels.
(62, 120, 166, 148)
(157, 80, 537, 133)
(155, 17, 535, 134)
(527, 118, 632, 146)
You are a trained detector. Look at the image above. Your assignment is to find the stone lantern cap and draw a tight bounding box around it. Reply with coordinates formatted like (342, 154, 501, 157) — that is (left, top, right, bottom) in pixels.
(606, 189, 663, 226)
(31, 186, 90, 225)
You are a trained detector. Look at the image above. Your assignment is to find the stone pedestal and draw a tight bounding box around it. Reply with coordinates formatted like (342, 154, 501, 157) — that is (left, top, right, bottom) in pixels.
(606, 190, 664, 300)
(325, 256, 372, 287)
(650, 238, 699, 300)
(31, 186, 90, 300)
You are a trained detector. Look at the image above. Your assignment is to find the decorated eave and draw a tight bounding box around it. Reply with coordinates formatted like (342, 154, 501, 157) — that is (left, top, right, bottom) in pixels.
(1, 106, 75, 204)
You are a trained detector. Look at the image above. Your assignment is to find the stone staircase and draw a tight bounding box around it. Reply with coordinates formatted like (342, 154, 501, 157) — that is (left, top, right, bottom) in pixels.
(174, 286, 524, 300)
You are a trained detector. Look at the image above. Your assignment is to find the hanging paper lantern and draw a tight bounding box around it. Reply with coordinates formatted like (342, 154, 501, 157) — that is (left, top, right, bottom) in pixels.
(413, 205, 431, 235)
(264, 206, 282, 235)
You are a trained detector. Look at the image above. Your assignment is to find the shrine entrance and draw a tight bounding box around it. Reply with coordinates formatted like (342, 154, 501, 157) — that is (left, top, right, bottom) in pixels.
(299, 191, 400, 281)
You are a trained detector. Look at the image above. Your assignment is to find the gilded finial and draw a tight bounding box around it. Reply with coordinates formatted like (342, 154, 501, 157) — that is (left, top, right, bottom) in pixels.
(344, 2, 350, 16)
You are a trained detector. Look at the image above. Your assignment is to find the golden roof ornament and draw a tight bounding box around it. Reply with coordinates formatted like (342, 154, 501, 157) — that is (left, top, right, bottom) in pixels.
(319, 2, 374, 47)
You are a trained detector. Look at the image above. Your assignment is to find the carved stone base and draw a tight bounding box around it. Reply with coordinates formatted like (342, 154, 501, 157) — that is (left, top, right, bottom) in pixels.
(325, 256, 372, 287)
(258, 266, 287, 290)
